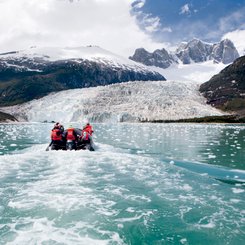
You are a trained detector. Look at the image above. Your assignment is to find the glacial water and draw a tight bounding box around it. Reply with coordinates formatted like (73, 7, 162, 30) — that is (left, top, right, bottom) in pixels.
(0, 123, 244, 245)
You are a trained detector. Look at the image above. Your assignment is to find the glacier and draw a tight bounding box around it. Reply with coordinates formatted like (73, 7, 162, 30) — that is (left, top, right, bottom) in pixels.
(1, 81, 225, 123)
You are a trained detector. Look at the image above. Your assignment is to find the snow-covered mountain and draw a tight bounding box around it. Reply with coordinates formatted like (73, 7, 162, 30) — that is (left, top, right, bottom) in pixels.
(130, 39, 239, 68)
(1, 78, 226, 123)
(177, 39, 239, 64)
(0, 46, 164, 106)
(0, 45, 157, 67)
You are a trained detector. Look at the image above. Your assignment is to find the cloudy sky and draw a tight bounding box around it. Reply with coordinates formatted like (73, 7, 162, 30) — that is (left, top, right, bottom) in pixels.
(133, 0, 245, 53)
(0, 0, 244, 56)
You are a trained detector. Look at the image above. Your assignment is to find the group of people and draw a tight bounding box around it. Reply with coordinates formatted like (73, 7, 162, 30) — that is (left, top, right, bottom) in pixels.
(49, 120, 94, 151)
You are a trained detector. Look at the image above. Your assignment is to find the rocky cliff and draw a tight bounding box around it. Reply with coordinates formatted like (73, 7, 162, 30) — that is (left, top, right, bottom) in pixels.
(199, 55, 245, 117)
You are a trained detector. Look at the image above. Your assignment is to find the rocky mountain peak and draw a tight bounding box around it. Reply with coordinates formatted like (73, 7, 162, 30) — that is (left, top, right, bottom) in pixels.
(211, 39, 239, 64)
(130, 38, 240, 68)
(129, 47, 177, 69)
(176, 39, 212, 64)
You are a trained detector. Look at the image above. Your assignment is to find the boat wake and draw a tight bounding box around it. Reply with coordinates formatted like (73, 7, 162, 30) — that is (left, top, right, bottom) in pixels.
(0, 142, 244, 244)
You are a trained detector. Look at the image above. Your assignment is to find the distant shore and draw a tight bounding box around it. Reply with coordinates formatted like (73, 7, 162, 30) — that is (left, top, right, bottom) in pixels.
(1, 111, 245, 124)
(140, 115, 245, 124)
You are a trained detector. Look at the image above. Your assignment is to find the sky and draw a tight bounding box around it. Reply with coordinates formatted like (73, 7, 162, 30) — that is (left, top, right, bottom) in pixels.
(0, 0, 244, 57)
(132, 0, 245, 53)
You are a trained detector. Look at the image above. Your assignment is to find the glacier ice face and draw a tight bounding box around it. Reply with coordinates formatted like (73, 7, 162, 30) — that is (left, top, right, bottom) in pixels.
(1, 80, 225, 123)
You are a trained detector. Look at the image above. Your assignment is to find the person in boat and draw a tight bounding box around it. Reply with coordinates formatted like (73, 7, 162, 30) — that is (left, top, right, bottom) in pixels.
(50, 122, 65, 150)
(64, 124, 79, 150)
(82, 119, 93, 136)
(78, 119, 94, 151)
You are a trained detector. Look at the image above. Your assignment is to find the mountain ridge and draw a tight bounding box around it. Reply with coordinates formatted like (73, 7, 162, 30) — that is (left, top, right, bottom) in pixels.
(130, 38, 239, 69)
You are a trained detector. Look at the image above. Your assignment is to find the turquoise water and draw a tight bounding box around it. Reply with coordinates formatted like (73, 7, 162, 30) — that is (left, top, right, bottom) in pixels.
(0, 123, 244, 244)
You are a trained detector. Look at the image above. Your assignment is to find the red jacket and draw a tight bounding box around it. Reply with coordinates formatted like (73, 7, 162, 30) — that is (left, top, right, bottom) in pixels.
(51, 129, 62, 141)
(83, 124, 93, 136)
(66, 128, 77, 141)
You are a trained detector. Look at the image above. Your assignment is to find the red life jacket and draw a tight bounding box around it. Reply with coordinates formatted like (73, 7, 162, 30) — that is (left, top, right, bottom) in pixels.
(51, 129, 62, 141)
(83, 124, 93, 135)
(67, 128, 76, 140)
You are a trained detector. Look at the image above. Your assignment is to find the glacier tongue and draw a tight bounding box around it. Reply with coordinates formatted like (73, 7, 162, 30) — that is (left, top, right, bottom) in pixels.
(2, 80, 225, 123)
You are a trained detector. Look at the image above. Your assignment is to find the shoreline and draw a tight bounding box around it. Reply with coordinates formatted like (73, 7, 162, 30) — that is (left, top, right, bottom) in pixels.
(1, 111, 245, 124)
(140, 115, 245, 124)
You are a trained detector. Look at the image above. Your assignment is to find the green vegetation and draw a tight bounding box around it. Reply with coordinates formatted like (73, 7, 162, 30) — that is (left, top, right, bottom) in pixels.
(221, 98, 245, 111)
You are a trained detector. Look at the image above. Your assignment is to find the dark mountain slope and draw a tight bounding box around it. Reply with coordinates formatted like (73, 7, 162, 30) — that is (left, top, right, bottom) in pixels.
(199, 56, 245, 117)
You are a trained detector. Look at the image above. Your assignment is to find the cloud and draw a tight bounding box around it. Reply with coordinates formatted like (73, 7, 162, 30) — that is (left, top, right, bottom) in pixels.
(179, 4, 191, 15)
(132, 2, 164, 35)
(132, 0, 145, 9)
(0, 0, 163, 57)
(218, 7, 245, 33)
(162, 27, 172, 33)
(222, 29, 245, 55)
(142, 15, 161, 33)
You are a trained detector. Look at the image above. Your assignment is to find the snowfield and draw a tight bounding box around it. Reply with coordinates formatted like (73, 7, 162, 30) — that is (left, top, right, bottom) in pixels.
(0, 46, 158, 75)
(153, 61, 226, 83)
(1, 79, 225, 123)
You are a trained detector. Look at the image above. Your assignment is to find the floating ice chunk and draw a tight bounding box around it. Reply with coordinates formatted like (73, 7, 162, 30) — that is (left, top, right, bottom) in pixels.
(231, 188, 244, 194)
(180, 238, 188, 244)
(180, 184, 192, 191)
(230, 199, 240, 203)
